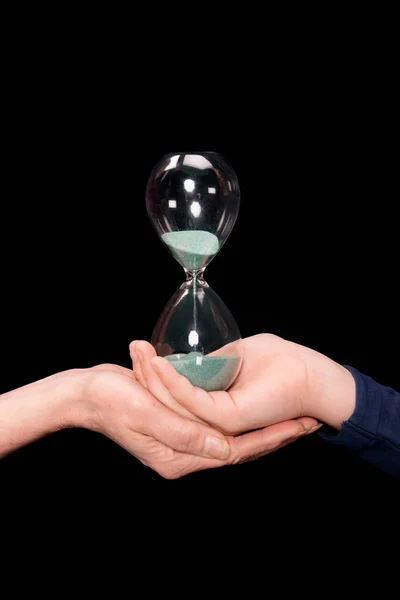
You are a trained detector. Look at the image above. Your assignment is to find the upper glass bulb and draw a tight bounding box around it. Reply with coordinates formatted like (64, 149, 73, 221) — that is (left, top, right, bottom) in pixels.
(145, 151, 240, 272)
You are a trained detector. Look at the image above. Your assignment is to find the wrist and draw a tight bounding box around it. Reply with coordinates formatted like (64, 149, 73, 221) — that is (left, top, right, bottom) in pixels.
(304, 350, 356, 429)
(49, 368, 89, 429)
(0, 369, 87, 458)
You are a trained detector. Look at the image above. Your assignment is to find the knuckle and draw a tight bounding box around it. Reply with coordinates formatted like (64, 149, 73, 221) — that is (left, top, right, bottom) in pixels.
(156, 466, 173, 479)
(225, 446, 240, 465)
(165, 471, 181, 480)
(263, 333, 282, 344)
(222, 423, 240, 436)
(90, 362, 117, 372)
(155, 465, 181, 480)
(221, 414, 243, 436)
(179, 423, 200, 453)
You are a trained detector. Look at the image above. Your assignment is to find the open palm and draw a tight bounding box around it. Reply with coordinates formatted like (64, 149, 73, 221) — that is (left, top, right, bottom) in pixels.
(130, 334, 318, 439)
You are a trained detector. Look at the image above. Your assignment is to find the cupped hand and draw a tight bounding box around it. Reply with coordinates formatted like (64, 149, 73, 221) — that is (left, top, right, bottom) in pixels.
(80, 361, 314, 479)
(130, 335, 321, 441)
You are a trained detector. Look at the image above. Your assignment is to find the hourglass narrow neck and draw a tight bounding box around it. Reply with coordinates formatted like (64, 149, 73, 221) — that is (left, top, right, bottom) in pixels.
(184, 268, 206, 281)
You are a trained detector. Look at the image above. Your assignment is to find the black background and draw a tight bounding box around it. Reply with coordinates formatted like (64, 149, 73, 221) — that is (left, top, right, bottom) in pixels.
(1, 54, 399, 541)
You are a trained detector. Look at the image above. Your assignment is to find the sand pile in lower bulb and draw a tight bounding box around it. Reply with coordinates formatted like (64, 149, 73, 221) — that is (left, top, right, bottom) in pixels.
(165, 351, 240, 391)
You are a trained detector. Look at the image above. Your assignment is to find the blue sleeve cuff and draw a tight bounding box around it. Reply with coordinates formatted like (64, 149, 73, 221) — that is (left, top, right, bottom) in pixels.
(319, 366, 400, 477)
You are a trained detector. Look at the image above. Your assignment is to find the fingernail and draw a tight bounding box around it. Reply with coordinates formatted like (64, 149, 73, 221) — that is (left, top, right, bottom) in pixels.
(297, 429, 307, 437)
(137, 349, 143, 362)
(205, 435, 230, 460)
(131, 350, 137, 362)
(307, 423, 323, 434)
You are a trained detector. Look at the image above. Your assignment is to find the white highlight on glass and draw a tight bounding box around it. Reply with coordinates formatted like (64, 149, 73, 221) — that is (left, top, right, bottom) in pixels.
(183, 155, 213, 170)
(208, 187, 216, 194)
(188, 330, 199, 347)
(190, 201, 201, 218)
(168, 199, 177, 208)
(165, 155, 180, 171)
(184, 179, 195, 192)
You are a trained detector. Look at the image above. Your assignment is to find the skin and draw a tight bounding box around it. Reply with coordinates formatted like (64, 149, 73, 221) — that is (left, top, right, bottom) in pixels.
(0, 355, 319, 480)
(130, 333, 356, 436)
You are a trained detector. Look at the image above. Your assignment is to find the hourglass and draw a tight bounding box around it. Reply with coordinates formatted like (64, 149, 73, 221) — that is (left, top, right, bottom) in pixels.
(145, 151, 242, 392)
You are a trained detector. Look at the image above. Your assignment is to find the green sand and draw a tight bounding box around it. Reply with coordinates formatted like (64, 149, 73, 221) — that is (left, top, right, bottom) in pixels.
(165, 352, 240, 391)
(162, 230, 219, 271)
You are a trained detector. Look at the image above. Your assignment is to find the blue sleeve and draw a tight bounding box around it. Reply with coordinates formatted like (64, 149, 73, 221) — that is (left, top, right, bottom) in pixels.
(319, 366, 400, 478)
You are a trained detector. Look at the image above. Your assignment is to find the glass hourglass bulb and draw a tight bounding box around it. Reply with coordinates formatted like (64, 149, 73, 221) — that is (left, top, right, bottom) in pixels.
(145, 151, 242, 391)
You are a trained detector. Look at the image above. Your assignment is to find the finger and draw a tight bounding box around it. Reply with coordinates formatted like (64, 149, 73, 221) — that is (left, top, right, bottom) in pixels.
(130, 341, 147, 388)
(98, 418, 228, 479)
(129, 340, 138, 363)
(141, 397, 231, 461)
(137, 419, 321, 480)
(295, 416, 319, 431)
(129, 431, 229, 479)
(259, 419, 322, 457)
(229, 420, 311, 464)
(134, 340, 157, 361)
(136, 343, 206, 425)
(157, 452, 227, 479)
(151, 355, 225, 425)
